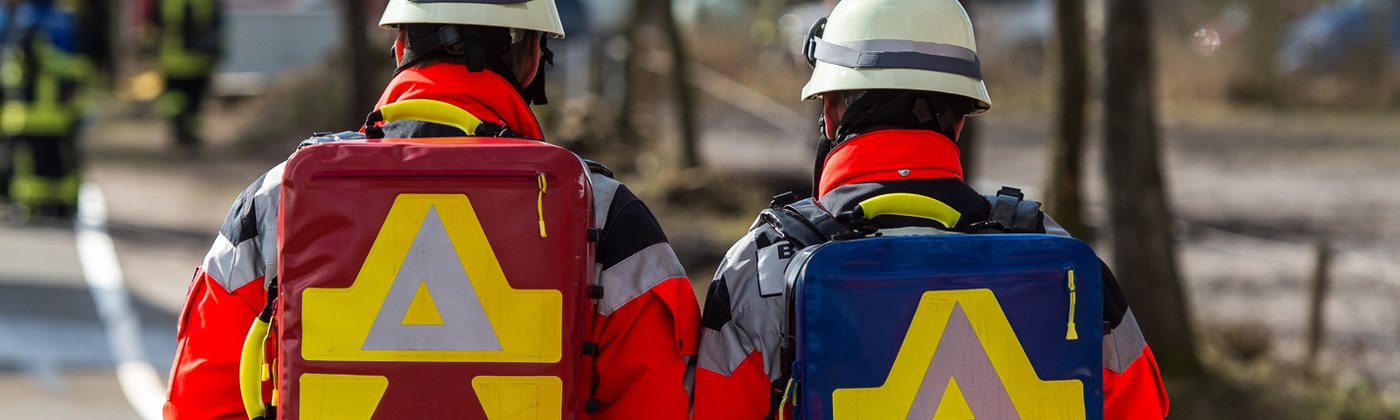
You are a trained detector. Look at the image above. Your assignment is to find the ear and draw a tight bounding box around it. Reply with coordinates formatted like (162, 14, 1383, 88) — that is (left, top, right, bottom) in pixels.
(821, 92, 843, 138)
(951, 116, 968, 142)
(516, 33, 543, 86)
(392, 30, 407, 65)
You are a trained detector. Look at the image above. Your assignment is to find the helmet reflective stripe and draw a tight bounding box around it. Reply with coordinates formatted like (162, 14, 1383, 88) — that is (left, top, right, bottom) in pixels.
(380, 0, 565, 39)
(807, 37, 983, 80)
(413, 0, 531, 4)
(800, 0, 990, 114)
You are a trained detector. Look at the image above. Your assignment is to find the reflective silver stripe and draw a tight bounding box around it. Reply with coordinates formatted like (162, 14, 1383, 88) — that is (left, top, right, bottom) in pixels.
(1103, 309, 1148, 373)
(202, 233, 263, 293)
(412, 0, 531, 4)
(589, 172, 621, 231)
(256, 163, 285, 278)
(202, 162, 284, 292)
(843, 39, 981, 63)
(696, 296, 790, 379)
(812, 37, 983, 79)
(596, 242, 687, 316)
(697, 325, 752, 377)
(696, 229, 791, 380)
(362, 207, 502, 351)
(907, 303, 1020, 419)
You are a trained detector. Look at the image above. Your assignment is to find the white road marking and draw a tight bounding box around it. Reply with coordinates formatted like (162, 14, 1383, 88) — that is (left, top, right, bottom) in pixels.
(75, 183, 164, 420)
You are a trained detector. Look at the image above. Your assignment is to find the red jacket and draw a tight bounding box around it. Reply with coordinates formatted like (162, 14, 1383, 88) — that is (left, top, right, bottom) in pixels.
(163, 64, 700, 420)
(693, 129, 1169, 419)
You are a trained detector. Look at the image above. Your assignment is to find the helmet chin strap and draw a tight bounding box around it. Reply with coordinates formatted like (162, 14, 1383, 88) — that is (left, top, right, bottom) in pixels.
(812, 114, 834, 198)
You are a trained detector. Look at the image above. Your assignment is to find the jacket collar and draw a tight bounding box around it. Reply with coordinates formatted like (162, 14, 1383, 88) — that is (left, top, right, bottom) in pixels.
(372, 63, 544, 139)
(818, 129, 964, 199)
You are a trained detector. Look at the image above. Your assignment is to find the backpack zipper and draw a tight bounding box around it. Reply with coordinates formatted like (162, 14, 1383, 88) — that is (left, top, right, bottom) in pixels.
(1066, 269, 1079, 341)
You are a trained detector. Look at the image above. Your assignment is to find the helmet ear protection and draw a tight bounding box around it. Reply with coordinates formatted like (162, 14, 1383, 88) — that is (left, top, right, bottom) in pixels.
(802, 17, 827, 69)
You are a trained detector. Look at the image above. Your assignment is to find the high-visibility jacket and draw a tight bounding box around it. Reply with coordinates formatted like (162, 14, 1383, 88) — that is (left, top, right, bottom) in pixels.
(0, 0, 90, 137)
(693, 129, 1171, 419)
(152, 0, 221, 79)
(0, 0, 92, 206)
(163, 64, 701, 420)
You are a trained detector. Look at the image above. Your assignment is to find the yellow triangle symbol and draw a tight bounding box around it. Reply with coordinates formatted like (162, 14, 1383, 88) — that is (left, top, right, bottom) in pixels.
(932, 377, 976, 420)
(401, 280, 445, 325)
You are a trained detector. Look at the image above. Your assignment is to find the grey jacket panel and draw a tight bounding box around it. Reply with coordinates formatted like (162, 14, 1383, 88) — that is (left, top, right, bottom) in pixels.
(202, 162, 285, 293)
(696, 221, 792, 382)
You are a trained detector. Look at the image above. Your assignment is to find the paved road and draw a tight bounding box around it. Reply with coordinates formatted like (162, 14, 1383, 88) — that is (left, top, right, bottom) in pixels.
(0, 213, 173, 420)
(0, 114, 260, 419)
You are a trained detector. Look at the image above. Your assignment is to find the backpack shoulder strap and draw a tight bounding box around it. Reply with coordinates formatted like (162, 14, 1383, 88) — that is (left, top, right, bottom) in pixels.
(758, 192, 847, 248)
(973, 186, 1044, 233)
(582, 159, 614, 178)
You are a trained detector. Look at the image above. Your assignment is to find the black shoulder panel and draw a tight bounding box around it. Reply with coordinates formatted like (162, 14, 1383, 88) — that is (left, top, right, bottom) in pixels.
(596, 185, 669, 270)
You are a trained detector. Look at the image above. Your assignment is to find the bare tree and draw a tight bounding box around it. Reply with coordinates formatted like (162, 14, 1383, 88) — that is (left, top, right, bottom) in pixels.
(1044, 0, 1089, 239)
(1234, 0, 1286, 104)
(1102, 0, 1200, 374)
(617, 0, 701, 169)
(658, 0, 700, 168)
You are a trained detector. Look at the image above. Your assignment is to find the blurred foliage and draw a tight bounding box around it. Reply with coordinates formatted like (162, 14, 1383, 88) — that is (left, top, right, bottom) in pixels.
(1170, 347, 1400, 419)
(1151, 320, 1400, 419)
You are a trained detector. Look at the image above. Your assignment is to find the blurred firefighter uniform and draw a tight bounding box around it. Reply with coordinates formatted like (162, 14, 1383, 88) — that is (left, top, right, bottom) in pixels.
(149, 0, 222, 153)
(0, 0, 101, 220)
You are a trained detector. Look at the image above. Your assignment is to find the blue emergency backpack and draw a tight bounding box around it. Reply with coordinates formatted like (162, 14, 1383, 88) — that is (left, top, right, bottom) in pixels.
(763, 188, 1105, 419)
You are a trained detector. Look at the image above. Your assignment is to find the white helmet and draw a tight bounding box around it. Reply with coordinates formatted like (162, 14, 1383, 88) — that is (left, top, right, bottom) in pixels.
(379, 0, 566, 39)
(800, 0, 990, 114)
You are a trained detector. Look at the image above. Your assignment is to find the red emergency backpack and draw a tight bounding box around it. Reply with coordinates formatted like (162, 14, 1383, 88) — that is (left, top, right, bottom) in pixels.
(239, 100, 598, 419)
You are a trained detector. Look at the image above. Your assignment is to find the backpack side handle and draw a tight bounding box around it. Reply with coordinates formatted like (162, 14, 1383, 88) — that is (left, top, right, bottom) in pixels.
(240, 281, 278, 420)
(369, 99, 485, 135)
(851, 193, 962, 229)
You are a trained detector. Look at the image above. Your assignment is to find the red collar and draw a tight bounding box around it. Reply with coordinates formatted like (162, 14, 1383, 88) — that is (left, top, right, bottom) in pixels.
(818, 130, 964, 198)
(372, 64, 544, 139)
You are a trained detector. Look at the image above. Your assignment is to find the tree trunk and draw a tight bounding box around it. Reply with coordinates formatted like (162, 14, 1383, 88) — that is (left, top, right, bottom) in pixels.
(658, 0, 701, 168)
(1045, 0, 1088, 239)
(344, 0, 376, 125)
(615, 0, 701, 169)
(1237, 0, 1285, 104)
(1101, 0, 1200, 374)
(614, 0, 651, 158)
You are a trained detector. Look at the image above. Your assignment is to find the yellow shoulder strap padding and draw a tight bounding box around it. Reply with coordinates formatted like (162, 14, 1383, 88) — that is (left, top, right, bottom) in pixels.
(378, 99, 484, 135)
(239, 318, 271, 419)
(856, 193, 962, 229)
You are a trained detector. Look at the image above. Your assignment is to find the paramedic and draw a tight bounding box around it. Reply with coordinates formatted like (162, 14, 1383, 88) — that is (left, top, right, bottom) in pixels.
(692, 0, 1170, 418)
(162, 1, 699, 419)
